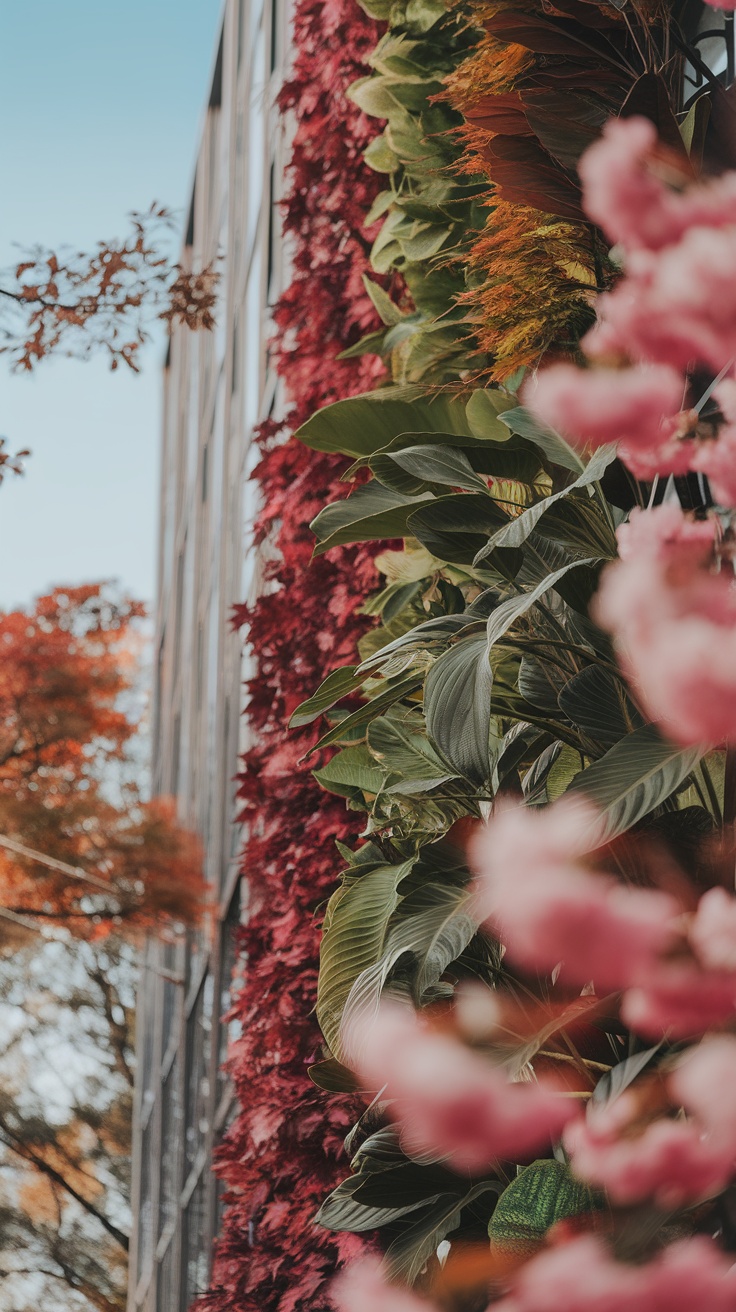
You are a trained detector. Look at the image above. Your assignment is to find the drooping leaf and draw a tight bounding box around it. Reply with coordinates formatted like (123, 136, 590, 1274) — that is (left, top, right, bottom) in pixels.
(290, 665, 363, 728)
(317, 858, 416, 1058)
(475, 446, 615, 558)
(486, 557, 600, 649)
(568, 724, 702, 844)
(385, 1180, 501, 1283)
(297, 386, 472, 457)
(499, 406, 585, 474)
(314, 744, 387, 799)
(311, 482, 434, 555)
(424, 633, 494, 784)
(558, 664, 643, 749)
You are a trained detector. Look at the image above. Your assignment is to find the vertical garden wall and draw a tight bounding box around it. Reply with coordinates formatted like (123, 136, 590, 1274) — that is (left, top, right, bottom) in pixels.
(205, 3, 736, 1311)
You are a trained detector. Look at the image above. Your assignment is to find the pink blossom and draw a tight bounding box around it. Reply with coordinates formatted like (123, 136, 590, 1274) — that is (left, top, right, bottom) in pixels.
(622, 964, 736, 1038)
(594, 507, 736, 746)
(469, 798, 678, 993)
(332, 1260, 434, 1312)
(523, 362, 684, 454)
(694, 426, 736, 508)
(564, 1093, 729, 1208)
(690, 887, 736, 972)
(349, 1004, 574, 1170)
(579, 115, 736, 252)
(494, 1235, 736, 1312)
(671, 1037, 736, 1154)
(584, 227, 736, 374)
(614, 503, 714, 567)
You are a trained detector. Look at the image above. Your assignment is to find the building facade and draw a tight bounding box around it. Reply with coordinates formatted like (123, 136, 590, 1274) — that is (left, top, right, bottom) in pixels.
(128, 2, 291, 1307)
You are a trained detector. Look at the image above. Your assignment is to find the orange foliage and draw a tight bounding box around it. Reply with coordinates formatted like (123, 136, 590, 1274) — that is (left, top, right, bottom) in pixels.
(0, 583, 204, 936)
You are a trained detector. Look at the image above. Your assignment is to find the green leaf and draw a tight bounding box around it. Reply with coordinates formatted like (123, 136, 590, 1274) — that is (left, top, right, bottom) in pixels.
(408, 492, 509, 564)
(465, 388, 515, 439)
(388, 444, 490, 493)
(311, 482, 434, 555)
(316, 1172, 449, 1232)
(488, 1161, 601, 1259)
(500, 406, 585, 474)
(311, 672, 424, 753)
(340, 879, 477, 1046)
(486, 557, 600, 649)
(290, 665, 363, 729)
(297, 386, 472, 458)
(368, 715, 458, 788)
(424, 633, 493, 784)
(308, 1058, 361, 1093)
(474, 446, 615, 559)
(363, 275, 405, 326)
(314, 744, 387, 799)
(568, 724, 702, 845)
(317, 858, 416, 1058)
(386, 1181, 501, 1283)
(558, 665, 643, 748)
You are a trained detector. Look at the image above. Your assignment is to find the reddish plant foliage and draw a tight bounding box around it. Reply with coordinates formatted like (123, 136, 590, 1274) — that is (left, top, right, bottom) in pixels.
(197, 3, 387, 1310)
(0, 583, 204, 936)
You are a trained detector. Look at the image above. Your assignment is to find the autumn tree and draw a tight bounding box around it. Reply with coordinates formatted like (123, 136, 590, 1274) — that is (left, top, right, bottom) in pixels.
(0, 204, 218, 373)
(0, 581, 202, 934)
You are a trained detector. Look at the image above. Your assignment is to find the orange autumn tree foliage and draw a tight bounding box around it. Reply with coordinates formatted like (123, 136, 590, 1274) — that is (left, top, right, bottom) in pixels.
(0, 582, 203, 937)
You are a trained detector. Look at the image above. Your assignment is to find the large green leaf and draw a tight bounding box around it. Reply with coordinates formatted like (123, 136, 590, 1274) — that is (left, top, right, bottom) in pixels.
(499, 406, 585, 474)
(385, 444, 490, 493)
(290, 665, 362, 728)
(474, 446, 615, 558)
(340, 879, 477, 1045)
(424, 633, 493, 784)
(385, 1180, 501, 1283)
(314, 744, 387, 799)
(488, 1161, 601, 1258)
(297, 386, 472, 457)
(317, 858, 416, 1058)
(316, 1171, 451, 1232)
(311, 672, 424, 753)
(311, 482, 434, 555)
(568, 724, 702, 845)
(368, 715, 458, 790)
(486, 557, 600, 650)
(408, 492, 510, 564)
(558, 664, 643, 749)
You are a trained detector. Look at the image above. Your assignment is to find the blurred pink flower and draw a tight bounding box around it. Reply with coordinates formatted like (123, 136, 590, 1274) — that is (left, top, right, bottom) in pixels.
(469, 798, 678, 992)
(594, 506, 736, 746)
(494, 1235, 736, 1312)
(622, 964, 736, 1038)
(523, 362, 684, 453)
(349, 1004, 574, 1171)
(584, 227, 736, 374)
(694, 426, 736, 508)
(579, 115, 736, 253)
(671, 1037, 736, 1154)
(615, 504, 714, 568)
(564, 1092, 729, 1208)
(332, 1260, 433, 1312)
(689, 888, 736, 972)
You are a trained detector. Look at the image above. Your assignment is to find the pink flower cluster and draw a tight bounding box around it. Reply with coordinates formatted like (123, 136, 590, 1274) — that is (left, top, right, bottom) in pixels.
(348, 1003, 574, 1171)
(565, 1037, 736, 1208)
(594, 503, 736, 746)
(493, 1235, 736, 1312)
(332, 1238, 736, 1312)
(469, 793, 736, 1038)
(525, 115, 736, 502)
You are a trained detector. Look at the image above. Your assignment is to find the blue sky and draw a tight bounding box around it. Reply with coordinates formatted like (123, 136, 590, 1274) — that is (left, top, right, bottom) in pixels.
(0, 0, 223, 609)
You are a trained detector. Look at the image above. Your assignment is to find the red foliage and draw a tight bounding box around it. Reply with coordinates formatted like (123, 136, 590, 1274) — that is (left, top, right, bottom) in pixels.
(197, 3, 385, 1311)
(0, 584, 204, 934)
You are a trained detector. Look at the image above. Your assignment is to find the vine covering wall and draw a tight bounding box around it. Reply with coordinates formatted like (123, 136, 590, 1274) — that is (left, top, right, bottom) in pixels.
(198, 1, 386, 1308)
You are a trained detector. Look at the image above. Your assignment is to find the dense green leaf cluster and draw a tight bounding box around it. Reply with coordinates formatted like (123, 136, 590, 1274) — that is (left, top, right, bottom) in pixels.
(343, 0, 489, 382)
(296, 385, 725, 1278)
